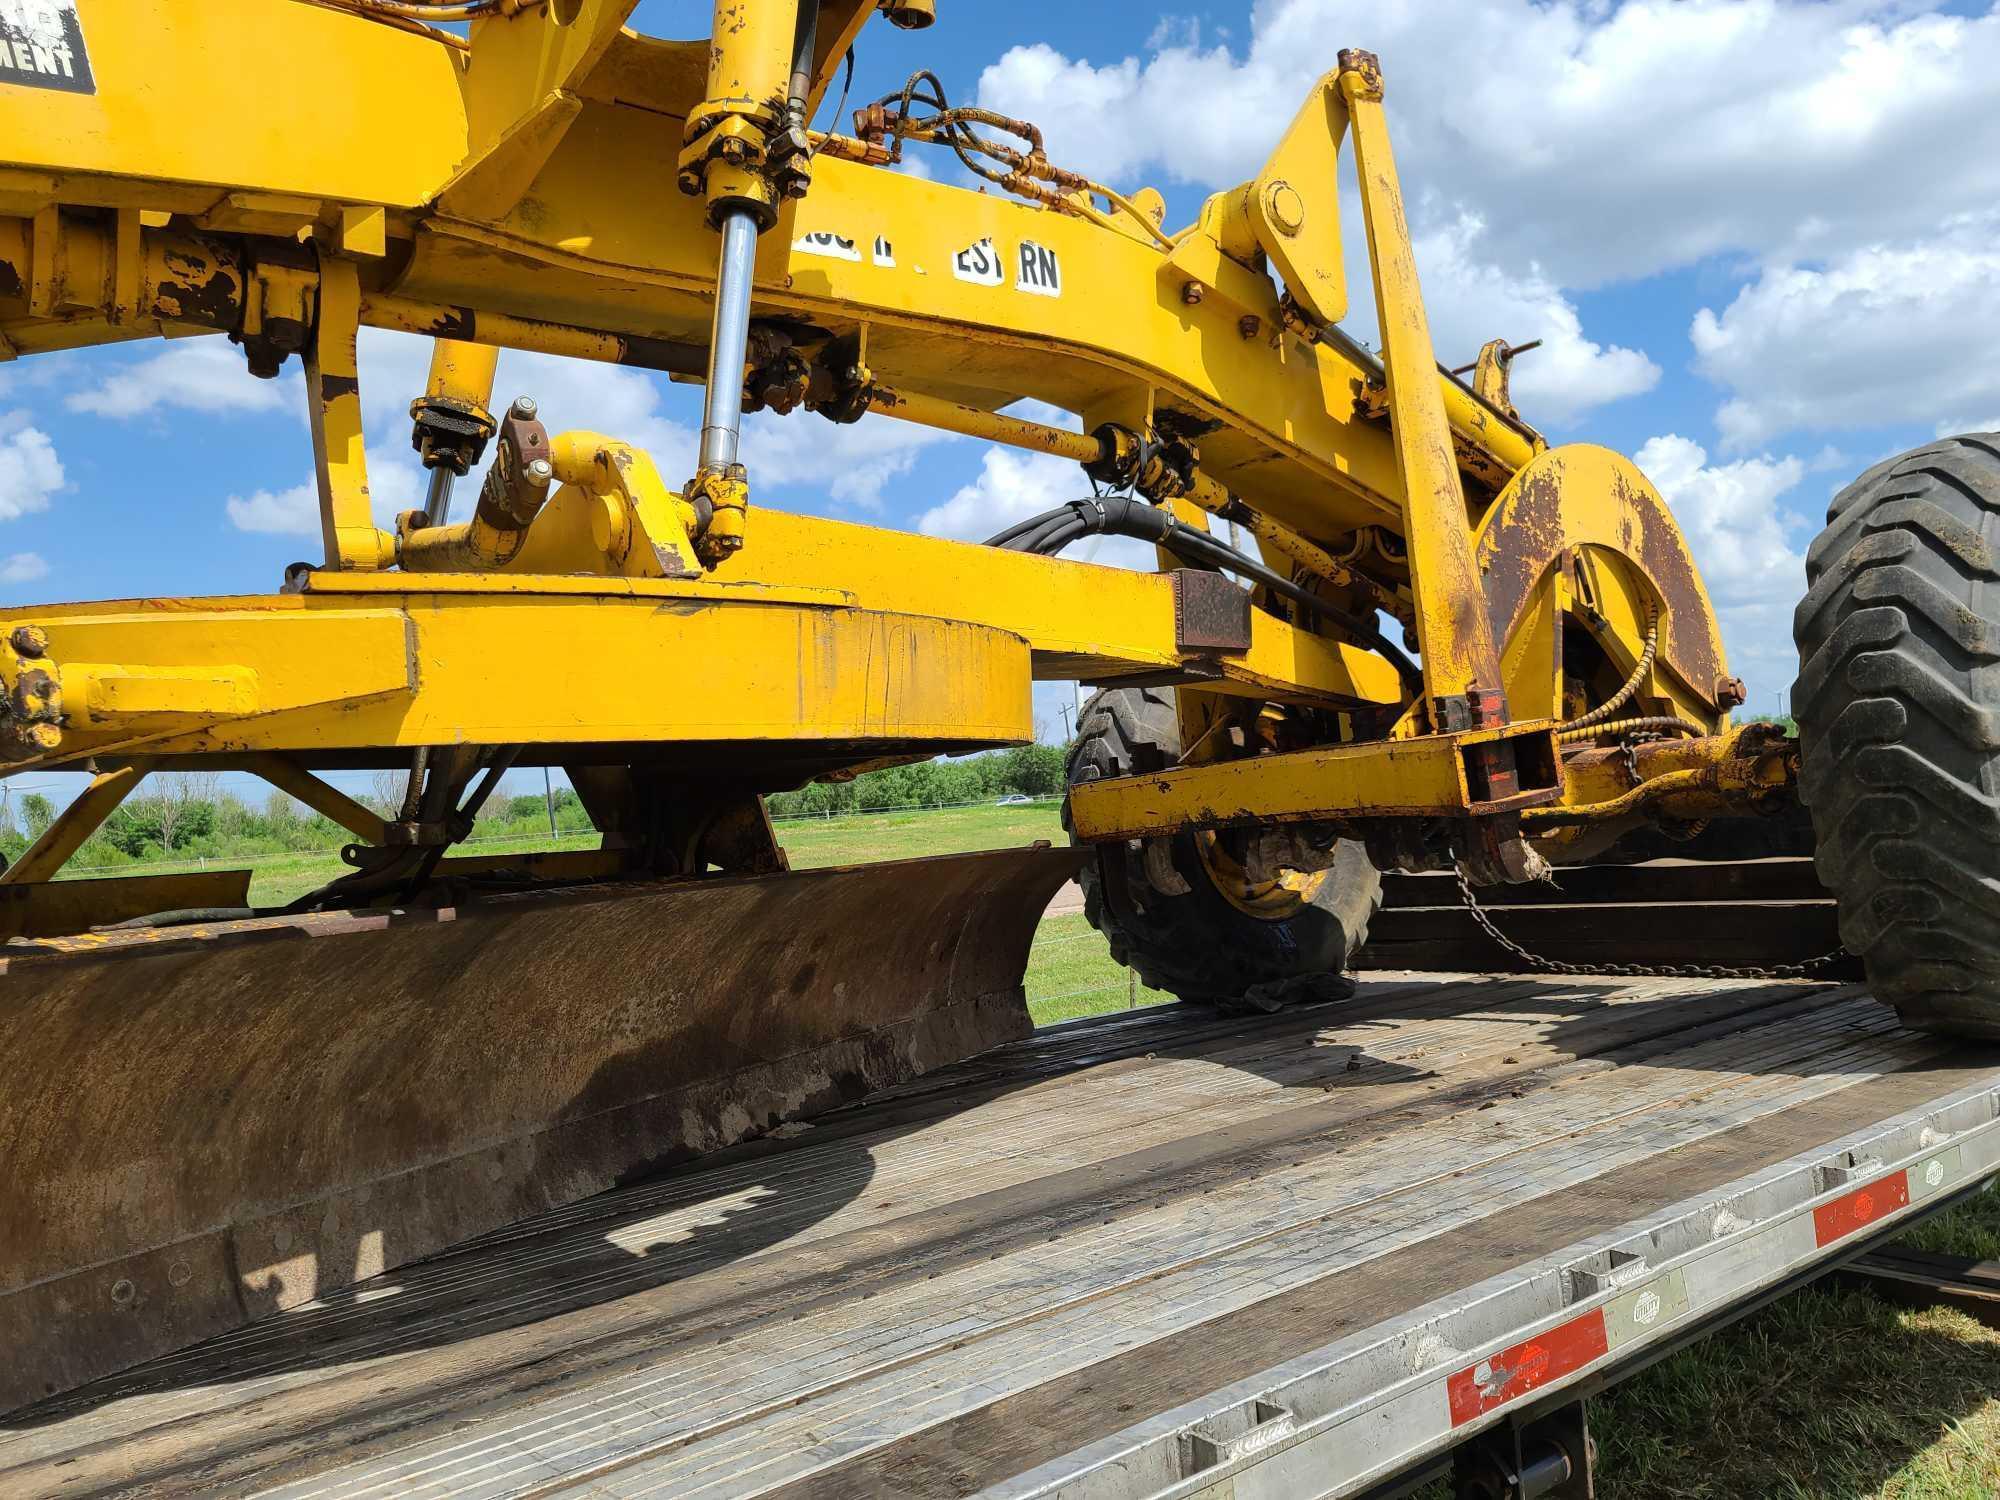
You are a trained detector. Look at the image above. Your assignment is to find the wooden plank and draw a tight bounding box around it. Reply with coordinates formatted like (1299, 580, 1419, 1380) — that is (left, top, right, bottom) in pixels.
(761, 1060, 1982, 1500)
(0, 979, 1858, 1490)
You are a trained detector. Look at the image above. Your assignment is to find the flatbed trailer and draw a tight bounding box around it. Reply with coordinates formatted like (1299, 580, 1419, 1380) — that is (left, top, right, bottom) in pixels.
(7, 948, 1999, 1499)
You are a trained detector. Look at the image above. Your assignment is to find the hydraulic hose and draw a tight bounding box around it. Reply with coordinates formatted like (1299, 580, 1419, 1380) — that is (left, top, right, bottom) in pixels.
(985, 496, 1423, 693)
(1560, 607, 1659, 732)
(1556, 714, 1704, 745)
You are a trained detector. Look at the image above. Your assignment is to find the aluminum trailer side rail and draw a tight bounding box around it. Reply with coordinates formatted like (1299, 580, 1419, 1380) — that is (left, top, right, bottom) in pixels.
(4, 971, 1997, 1498)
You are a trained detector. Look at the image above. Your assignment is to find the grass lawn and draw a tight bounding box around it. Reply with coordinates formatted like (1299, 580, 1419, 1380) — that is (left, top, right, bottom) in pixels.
(1025, 910, 1172, 1024)
(780, 800, 1063, 867)
(58, 801, 2000, 1495)
(58, 800, 1072, 907)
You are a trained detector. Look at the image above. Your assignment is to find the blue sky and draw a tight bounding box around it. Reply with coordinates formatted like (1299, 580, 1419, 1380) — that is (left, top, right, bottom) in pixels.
(6, 0, 2000, 813)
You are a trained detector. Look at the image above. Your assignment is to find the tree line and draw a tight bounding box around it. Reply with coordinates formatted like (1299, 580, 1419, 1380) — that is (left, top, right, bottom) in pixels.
(0, 745, 1070, 868)
(763, 744, 1065, 817)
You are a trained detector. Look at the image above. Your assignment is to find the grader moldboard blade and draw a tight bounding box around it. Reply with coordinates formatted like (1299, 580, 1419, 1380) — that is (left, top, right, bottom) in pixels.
(0, 845, 1082, 1409)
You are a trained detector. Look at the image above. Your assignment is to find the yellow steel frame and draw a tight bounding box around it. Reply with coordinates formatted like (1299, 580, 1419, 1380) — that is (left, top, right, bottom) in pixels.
(0, 0, 1749, 894)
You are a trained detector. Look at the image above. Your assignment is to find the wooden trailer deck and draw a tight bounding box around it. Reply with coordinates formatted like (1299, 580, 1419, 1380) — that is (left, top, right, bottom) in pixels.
(6, 966, 1997, 1498)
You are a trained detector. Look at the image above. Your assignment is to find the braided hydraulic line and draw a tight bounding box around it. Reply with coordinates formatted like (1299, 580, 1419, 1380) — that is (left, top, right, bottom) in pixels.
(1556, 714, 1704, 745)
(1558, 607, 1658, 733)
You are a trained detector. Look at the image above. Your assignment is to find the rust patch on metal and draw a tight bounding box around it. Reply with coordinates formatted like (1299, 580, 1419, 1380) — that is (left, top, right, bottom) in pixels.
(0, 846, 1084, 1411)
(1172, 569, 1253, 653)
(1476, 461, 1563, 657)
(153, 238, 245, 330)
(1477, 451, 1727, 711)
(425, 303, 478, 341)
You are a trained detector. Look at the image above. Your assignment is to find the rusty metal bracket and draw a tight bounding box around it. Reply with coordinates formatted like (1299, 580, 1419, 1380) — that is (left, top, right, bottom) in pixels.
(1173, 570, 1252, 654)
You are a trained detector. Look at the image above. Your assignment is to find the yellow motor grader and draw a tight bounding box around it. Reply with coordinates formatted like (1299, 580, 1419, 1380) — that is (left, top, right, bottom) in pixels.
(0, 0, 1993, 1408)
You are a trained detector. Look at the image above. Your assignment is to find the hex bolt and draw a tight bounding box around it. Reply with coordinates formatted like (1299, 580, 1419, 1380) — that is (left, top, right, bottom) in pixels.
(9, 625, 47, 658)
(525, 458, 555, 487)
(1239, 314, 1262, 340)
(510, 396, 538, 421)
(1181, 281, 1205, 305)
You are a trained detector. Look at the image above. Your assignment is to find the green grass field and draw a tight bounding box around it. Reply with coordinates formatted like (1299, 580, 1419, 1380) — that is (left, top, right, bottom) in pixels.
(63, 800, 2000, 1494)
(59, 800, 1072, 906)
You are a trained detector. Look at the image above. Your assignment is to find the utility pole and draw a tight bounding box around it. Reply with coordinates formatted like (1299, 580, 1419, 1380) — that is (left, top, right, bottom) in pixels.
(543, 766, 559, 837)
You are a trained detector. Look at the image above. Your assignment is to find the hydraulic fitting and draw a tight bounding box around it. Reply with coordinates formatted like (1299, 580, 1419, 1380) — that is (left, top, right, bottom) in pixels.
(686, 463, 750, 565)
(676, 1, 813, 228)
(398, 398, 552, 571)
(410, 339, 500, 528)
(1084, 423, 1197, 503)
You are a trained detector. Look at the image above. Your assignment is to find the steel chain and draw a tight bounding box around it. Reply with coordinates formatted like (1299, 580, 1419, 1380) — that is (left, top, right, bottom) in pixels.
(1452, 870, 1848, 982)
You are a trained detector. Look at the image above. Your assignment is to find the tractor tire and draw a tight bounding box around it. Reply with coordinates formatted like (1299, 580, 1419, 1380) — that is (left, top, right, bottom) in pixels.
(1793, 431, 2000, 1038)
(1063, 686, 1380, 1010)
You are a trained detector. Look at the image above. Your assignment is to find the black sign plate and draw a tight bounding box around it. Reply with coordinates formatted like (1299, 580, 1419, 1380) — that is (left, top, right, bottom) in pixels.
(0, 2, 93, 95)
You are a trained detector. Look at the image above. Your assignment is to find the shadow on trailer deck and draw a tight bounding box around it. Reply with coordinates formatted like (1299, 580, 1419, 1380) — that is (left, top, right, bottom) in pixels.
(2, 972, 1994, 1499)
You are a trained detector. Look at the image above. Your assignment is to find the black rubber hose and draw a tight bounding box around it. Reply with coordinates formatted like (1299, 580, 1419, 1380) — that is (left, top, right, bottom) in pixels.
(1012, 516, 1085, 553)
(1166, 530, 1423, 692)
(983, 498, 1422, 692)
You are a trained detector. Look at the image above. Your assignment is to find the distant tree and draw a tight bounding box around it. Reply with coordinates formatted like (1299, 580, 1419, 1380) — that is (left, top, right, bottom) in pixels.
(106, 795, 216, 857)
(152, 771, 221, 855)
(213, 791, 252, 842)
(370, 769, 410, 818)
(264, 789, 303, 827)
(997, 743, 1065, 796)
(19, 792, 52, 840)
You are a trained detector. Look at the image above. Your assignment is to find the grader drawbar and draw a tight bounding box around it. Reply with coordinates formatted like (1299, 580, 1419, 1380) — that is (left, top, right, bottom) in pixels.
(2, 0, 1997, 1411)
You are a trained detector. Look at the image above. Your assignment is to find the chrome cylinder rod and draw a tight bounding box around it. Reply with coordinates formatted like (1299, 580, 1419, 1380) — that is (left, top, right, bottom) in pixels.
(422, 467, 456, 528)
(697, 208, 760, 473)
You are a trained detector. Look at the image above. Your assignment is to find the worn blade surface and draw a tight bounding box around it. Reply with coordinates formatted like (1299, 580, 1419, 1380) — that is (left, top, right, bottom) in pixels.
(0, 845, 1082, 1410)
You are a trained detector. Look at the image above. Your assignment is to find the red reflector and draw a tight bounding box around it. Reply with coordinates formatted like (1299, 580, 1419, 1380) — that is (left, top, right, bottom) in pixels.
(1812, 1169, 1910, 1246)
(1447, 1309, 1608, 1427)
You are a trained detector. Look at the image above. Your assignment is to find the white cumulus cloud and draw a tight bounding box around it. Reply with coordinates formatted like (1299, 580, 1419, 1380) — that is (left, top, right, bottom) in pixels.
(0, 416, 63, 522)
(1635, 433, 1808, 690)
(1693, 214, 2000, 448)
(917, 446, 1154, 570)
(979, 2, 2000, 287)
(224, 482, 319, 538)
(0, 553, 48, 585)
(976, 0, 2000, 435)
(66, 337, 294, 419)
(224, 451, 427, 538)
(1412, 216, 1660, 423)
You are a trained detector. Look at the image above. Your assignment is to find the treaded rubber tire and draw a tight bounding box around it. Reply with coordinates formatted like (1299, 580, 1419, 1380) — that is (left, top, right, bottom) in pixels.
(1793, 432, 2000, 1039)
(1062, 686, 1381, 1009)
